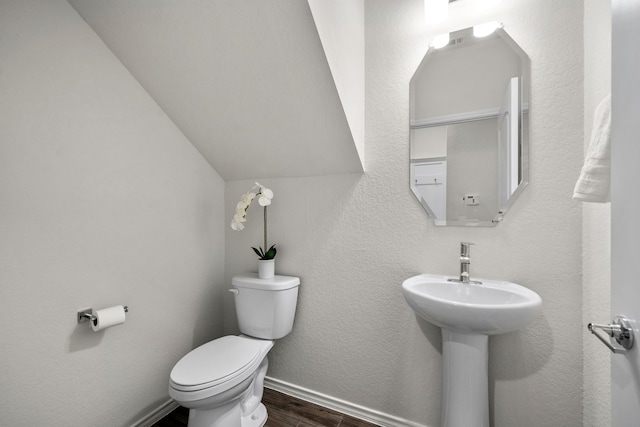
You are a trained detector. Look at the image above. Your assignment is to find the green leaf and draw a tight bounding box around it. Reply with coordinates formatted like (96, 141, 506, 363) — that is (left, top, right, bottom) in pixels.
(251, 247, 264, 258)
(264, 245, 277, 260)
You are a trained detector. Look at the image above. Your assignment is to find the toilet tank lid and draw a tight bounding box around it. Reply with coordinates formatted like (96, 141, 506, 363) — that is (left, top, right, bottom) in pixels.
(232, 274, 300, 290)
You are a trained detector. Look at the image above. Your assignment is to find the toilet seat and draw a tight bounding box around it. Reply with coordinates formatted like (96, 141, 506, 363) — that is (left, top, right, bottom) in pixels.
(170, 335, 272, 393)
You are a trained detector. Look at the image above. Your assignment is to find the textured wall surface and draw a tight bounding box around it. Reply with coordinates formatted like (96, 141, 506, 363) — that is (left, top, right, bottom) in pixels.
(226, 0, 586, 426)
(0, 0, 601, 425)
(0, 1, 225, 425)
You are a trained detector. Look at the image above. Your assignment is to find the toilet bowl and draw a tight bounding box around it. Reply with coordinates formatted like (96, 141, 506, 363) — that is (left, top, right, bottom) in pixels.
(169, 335, 273, 427)
(168, 274, 300, 427)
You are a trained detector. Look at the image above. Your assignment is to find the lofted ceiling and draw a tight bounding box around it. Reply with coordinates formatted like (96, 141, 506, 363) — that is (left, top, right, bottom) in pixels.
(67, 0, 364, 181)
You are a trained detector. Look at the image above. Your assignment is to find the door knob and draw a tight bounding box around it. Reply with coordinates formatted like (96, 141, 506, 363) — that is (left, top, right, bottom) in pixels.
(587, 316, 634, 354)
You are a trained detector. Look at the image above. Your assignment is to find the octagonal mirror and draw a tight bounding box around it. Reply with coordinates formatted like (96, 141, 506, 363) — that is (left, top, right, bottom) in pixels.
(410, 25, 530, 226)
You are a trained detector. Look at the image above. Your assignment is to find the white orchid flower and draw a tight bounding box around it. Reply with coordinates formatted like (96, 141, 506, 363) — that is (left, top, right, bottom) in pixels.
(230, 182, 277, 260)
(240, 192, 256, 206)
(230, 216, 244, 231)
(258, 191, 272, 206)
(255, 183, 273, 206)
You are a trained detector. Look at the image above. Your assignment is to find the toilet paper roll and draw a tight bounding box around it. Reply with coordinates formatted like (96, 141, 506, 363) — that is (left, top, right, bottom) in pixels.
(92, 305, 126, 332)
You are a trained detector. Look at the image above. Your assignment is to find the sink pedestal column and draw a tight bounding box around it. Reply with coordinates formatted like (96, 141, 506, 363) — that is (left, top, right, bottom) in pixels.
(441, 329, 489, 427)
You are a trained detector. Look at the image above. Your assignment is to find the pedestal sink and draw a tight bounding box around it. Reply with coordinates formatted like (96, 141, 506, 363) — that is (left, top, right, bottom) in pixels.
(402, 274, 542, 427)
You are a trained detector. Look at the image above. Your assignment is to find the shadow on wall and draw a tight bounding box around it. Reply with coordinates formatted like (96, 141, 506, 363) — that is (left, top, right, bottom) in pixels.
(413, 313, 553, 377)
(191, 280, 227, 349)
(416, 315, 443, 353)
(487, 313, 553, 425)
(489, 314, 553, 381)
(68, 322, 106, 353)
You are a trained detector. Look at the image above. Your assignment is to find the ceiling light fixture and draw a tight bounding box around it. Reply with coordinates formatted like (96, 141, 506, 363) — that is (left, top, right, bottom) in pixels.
(431, 33, 451, 49)
(473, 21, 502, 38)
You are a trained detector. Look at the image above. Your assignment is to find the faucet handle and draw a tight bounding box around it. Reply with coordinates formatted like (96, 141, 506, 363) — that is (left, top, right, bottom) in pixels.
(460, 242, 475, 256)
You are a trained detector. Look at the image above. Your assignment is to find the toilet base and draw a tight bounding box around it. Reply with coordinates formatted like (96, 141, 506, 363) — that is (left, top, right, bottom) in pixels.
(182, 354, 271, 427)
(187, 400, 267, 427)
(241, 403, 267, 427)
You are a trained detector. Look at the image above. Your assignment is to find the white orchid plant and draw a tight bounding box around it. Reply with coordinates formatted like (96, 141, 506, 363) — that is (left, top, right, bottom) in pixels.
(231, 182, 276, 260)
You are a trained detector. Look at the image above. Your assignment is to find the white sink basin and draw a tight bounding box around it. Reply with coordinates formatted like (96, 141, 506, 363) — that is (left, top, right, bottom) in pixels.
(402, 274, 542, 335)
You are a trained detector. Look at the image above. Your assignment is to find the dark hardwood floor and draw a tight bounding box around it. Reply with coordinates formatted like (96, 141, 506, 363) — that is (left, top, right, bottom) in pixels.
(152, 388, 380, 427)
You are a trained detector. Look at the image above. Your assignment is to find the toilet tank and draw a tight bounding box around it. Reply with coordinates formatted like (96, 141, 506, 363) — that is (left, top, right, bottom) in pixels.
(231, 274, 300, 339)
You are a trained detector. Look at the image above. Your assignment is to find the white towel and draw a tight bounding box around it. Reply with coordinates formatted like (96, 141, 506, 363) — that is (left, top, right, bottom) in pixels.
(573, 94, 611, 203)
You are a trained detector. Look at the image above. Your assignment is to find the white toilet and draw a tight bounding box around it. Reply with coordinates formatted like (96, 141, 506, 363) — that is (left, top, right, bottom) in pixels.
(169, 274, 300, 427)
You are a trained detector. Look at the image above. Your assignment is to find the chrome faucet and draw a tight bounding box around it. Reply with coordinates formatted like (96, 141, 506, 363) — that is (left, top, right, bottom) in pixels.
(459, 242, 472, 282)
(449, 242, 482, 284)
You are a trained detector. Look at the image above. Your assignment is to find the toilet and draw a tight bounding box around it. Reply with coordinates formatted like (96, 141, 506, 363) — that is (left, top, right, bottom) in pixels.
(169, 274, 300, 427)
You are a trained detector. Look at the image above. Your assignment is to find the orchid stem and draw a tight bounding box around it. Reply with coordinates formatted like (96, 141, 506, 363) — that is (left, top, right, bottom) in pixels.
(263, 205, 268, 252)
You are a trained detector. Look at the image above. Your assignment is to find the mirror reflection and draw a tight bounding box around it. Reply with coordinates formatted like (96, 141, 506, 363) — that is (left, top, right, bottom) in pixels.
(410, 25, 530, 226)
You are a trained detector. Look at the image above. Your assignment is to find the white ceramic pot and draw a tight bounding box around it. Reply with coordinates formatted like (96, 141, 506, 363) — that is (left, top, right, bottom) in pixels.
(258, 259, 275, 279)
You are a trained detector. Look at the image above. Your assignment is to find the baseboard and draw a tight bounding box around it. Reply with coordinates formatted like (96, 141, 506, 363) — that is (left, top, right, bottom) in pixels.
(130, 378, 426, 427)
(264, 376, 426, 427)
(130, 399, 180, 427)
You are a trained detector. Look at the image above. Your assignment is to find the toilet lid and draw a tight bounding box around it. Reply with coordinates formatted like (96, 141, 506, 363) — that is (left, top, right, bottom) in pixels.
(170, 336, 264, 389)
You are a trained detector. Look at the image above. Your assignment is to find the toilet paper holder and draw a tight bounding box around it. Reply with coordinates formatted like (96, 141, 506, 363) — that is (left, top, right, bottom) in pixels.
(77, 306, 129, 325)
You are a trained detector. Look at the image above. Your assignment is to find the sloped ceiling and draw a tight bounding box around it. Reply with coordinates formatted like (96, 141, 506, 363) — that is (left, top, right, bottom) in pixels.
(67, 0, 364, 181)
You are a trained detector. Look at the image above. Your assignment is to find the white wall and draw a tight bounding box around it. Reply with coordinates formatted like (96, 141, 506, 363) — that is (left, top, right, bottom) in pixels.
(411, 126, 448, 159)
(226, 1, 586, 426)
(68, 0, 364, 181)
(582, 0, 612, 425)
(0, 1, 225, 426)
(308, 0, 366, 166)
(0, 0, 600, 425)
